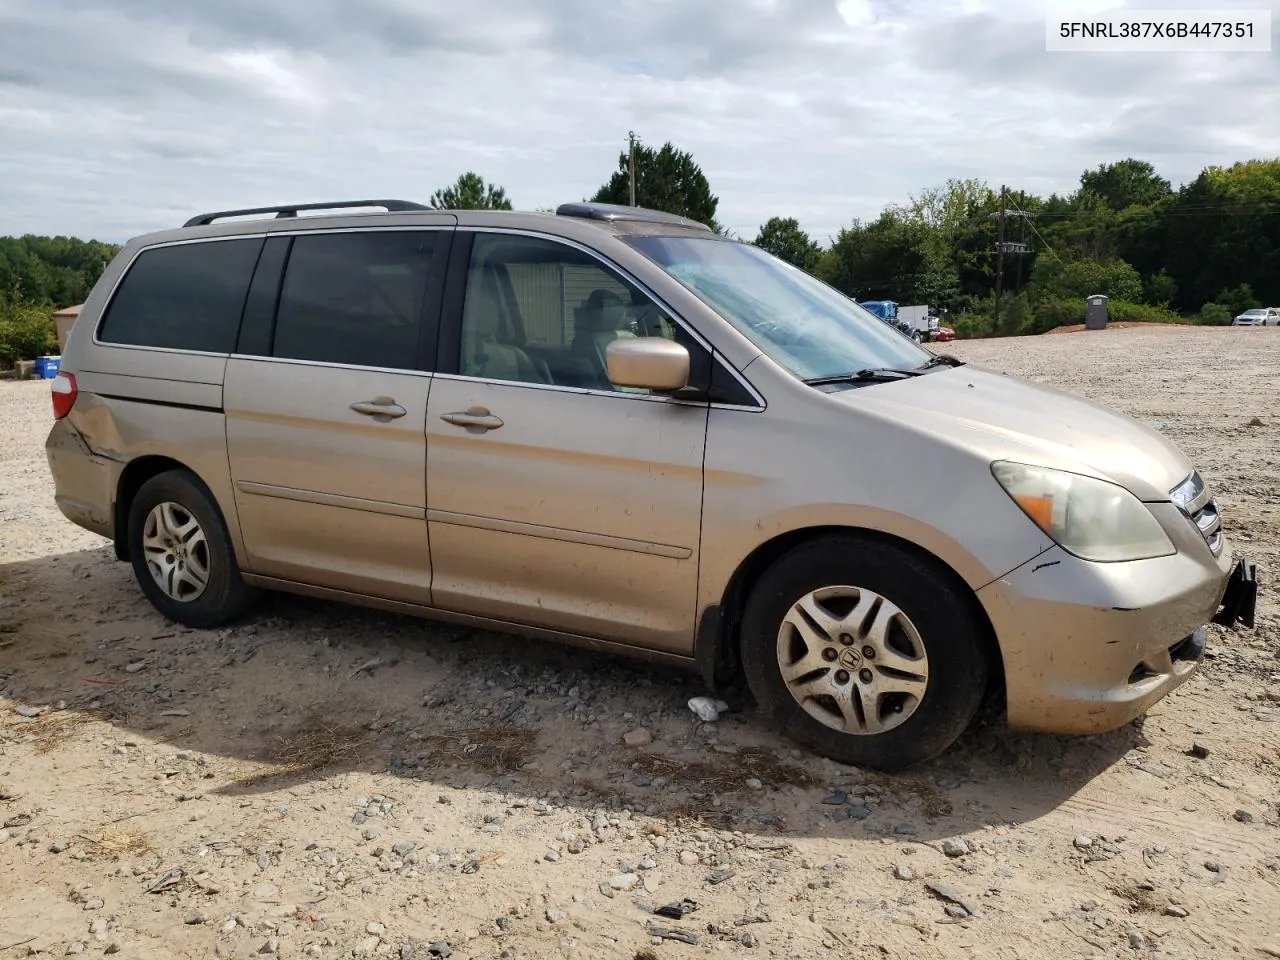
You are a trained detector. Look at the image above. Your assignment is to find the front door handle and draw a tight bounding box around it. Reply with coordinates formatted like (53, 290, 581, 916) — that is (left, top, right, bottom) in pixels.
(350, 397, 407, 420)
(441, 406, 504, 431)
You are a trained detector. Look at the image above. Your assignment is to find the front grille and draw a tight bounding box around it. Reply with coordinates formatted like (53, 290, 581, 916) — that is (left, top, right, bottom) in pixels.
(1171, 471, 1224, 556)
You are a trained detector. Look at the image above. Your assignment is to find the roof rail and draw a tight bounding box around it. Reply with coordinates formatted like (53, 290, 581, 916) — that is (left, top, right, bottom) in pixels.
(183, 199, 430, 228)
(554, 202, 714, 233)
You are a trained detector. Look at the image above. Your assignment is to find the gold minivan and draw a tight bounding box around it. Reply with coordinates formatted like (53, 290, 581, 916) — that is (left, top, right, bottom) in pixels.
(45, 200, 1257, 770)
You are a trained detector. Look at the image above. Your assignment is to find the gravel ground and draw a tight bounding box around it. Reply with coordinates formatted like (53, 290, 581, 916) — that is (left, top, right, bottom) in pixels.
(1, 324, 1278, 960)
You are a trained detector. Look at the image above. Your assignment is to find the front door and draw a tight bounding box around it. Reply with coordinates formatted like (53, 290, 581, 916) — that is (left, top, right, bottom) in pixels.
(425, 232, 709, 653)
(224, 226, 451, 604)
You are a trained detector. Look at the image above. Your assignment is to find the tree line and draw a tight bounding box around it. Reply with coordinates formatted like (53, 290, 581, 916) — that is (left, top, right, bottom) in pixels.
(4, 142, 1277, 364)
(0, 235, 121, 366)
(797, 157, 1280, 337)
(431, 148, 1280, 338)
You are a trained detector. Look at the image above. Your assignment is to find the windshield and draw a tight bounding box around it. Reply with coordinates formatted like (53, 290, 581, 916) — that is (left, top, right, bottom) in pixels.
(625, 236, 933, 381)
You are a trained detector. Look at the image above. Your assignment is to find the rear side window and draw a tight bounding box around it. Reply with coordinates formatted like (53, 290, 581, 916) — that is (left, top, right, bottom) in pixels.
(97, 238, 264, 353)
(272, 232, 440, 369)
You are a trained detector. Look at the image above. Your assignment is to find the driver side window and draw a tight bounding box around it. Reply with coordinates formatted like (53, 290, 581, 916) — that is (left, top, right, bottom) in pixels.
(459, 234, 684, 392)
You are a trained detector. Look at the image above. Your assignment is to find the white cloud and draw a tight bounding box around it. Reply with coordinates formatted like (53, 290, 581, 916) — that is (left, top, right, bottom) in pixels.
(837, 0, 875, 25)
(0, 0, 1276, 243)
(214, 51, 330, 110)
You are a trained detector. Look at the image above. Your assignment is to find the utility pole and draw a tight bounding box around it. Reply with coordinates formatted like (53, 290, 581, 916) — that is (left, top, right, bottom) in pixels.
(1014, 190, 1027, 292)
(628, 131, 637, 207)
(989, 193, 1033, 332)
(994, 185, 1007, 332)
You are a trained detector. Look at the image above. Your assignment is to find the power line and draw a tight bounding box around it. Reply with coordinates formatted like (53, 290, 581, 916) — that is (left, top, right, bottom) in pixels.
(1003, 198, 1063, 264)
(1014, 202, 1277, 220)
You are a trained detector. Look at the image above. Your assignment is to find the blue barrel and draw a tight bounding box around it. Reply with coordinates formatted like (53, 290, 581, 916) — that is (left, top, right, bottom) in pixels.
(35, 356, 61, 379)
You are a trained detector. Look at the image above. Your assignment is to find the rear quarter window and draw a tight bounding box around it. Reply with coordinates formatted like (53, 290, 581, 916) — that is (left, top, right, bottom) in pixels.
(97, 237, 264, 353)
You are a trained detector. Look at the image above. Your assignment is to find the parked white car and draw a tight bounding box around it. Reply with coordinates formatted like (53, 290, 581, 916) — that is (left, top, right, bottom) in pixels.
(1233, 307, 1280, 326)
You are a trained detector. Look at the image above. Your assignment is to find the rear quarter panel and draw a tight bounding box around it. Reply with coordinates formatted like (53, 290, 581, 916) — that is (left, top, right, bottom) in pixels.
(65, 393, 243, 561)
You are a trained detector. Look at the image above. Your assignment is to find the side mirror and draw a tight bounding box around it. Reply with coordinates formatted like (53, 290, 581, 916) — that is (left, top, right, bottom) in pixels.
(605, 337, 690, 392)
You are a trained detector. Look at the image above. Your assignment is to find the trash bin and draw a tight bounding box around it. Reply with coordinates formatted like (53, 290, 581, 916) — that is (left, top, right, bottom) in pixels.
(1085, 295, 1109, 330)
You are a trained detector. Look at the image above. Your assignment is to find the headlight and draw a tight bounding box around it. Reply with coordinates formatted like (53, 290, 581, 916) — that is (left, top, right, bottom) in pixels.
(991, 461, 1175, 562)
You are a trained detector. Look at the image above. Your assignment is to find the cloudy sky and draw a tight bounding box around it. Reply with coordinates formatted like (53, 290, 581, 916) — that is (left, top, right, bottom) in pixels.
(1, 0, 1277, 244)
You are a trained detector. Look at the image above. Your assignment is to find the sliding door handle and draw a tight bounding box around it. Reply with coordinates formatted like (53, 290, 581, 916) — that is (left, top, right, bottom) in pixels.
(441, 406, 504, 431)
(350, 397, 407, 420)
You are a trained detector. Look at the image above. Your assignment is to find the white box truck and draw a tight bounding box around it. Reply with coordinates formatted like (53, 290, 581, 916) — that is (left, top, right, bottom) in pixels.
(897, 305, 939, 342)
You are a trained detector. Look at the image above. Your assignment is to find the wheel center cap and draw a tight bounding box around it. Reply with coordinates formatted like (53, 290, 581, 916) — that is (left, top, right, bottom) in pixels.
(838, 648, 863, 670)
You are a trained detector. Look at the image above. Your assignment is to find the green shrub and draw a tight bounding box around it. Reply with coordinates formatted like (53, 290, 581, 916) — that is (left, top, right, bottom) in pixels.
(1027, 297, 1184, 334)
(1216, 284, 1258, 318)
(951, 312, 994, 339)
(1144, 269, 1177, 307)
(1108, 300, 1183, 324)
(1196, 302, 1233, 326)
(0, 305, 59, 367)
(1028, 297, 1085, 334)
(1029, 257, 1143, 303)
(999, 292, 1034, 336)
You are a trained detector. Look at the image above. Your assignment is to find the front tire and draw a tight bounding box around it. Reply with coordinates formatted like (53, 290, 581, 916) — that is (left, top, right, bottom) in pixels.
(127, 470, 252, 629)
(740, 535, 990, 771)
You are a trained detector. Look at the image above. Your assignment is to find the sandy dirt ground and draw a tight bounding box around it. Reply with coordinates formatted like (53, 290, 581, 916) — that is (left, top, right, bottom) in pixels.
(1, 325, 1277, 960)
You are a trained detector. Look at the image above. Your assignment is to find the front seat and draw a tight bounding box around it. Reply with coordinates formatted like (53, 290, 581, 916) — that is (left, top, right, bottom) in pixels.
(462, 274, 551, 384)
(570, 288, 635, 387)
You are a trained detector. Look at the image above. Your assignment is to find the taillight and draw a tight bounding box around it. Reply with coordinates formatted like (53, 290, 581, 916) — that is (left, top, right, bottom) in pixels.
(51, 371, 77, 420)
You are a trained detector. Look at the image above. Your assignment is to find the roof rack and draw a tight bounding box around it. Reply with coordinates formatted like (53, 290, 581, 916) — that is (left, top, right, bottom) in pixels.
(555, 202, 714, 233)
(183, 199, 430, 228)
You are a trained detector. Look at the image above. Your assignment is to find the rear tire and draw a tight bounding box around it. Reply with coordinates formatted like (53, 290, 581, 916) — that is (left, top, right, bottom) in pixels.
(126, 470, 252, 629)
(740, 535, 990, 771)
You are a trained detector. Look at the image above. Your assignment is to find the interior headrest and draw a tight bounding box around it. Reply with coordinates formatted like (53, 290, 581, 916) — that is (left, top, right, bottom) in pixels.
(578, 288, 628, 332)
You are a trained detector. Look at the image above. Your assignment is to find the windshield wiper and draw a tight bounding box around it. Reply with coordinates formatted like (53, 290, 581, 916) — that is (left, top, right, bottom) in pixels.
(803, 367, 925, 386)
(917, 353, 964, 370)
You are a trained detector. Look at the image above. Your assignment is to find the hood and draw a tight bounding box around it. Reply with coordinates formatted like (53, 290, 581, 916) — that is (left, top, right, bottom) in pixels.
(834, 364, 1194, 502)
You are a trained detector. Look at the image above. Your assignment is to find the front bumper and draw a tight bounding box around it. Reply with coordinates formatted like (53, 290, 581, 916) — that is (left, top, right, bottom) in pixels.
(978, 520, 1251, 735)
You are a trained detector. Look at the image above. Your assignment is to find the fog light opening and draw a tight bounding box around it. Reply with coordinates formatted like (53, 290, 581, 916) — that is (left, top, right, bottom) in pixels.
(1127, 662, 1159, 686)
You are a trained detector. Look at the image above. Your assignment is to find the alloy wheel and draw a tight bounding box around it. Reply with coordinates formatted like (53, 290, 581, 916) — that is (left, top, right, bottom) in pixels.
(141, 501, 210, 602)
(776, 585, 929, 735)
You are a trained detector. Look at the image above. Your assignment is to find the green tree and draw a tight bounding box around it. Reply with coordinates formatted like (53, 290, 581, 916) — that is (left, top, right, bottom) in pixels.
(1043, 192, 1119, 262)
(591, 139, 721, 232)
(1160, 160, 1280, 311)
(817, 212, 930, 302)
(900, 179, 999, 307)
(753, 217, 821, 271)
(1217, 283, 1259, 318)
(1029, 257, 1143, 303)
(0, 286, 59, 366)
(1144, 269, 1177, 307)
(904, 179, 1007, 305)
(0, 235, 118, 307)
(429, 172, 513, 211)
(1079, 159, 1172, 212)
(1196, 302, 1233, 326)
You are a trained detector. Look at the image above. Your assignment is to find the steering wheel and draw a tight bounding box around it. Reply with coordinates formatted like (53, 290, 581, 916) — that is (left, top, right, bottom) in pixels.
(631, 302, 671, 338)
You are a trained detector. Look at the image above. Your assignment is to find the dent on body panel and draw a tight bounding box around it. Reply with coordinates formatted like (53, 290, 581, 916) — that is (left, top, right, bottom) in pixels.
(68, 395, 247, 562)
(45, 418, 118, 534)
(69, 393, 127, 461)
